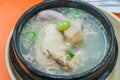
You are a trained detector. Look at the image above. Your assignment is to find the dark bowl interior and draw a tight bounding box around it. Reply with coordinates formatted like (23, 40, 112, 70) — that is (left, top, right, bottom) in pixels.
(12, 0, 117, 79)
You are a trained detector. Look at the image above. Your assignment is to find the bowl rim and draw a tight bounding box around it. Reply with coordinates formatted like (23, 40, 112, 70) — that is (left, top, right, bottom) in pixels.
(12, 0, 116, 79)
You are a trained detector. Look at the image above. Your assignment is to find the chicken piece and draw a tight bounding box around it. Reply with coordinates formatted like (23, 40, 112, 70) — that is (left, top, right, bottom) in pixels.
(42, 24, 66, 57)
(47, 50, 81, 72)
(35, 51, 60, 74)
(34, 25, 61, 74)
(36, 10, 83, 47)
(36, 10, 68, 22)
(41, 24, 80, 72)
(63, 19, 84, 47)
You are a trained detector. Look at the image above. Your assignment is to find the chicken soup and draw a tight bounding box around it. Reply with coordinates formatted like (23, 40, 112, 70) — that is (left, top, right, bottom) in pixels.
(19, 8, 109, 75)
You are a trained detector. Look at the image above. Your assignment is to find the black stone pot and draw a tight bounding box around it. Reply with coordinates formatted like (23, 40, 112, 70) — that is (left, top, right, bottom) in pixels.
(10, 0, 118, 80)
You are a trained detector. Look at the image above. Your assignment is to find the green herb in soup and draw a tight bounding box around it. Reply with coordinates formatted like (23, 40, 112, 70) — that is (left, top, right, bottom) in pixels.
(56, 21, 71, 31)
(64, 9, 85, 19)
(26, 32, 37, 41)
(66, 50, 74, 58)
(19, 8, 108, 75)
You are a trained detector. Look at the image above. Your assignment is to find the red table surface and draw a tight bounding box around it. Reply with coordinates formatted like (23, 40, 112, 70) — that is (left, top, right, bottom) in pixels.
(0, 0, 119, 80)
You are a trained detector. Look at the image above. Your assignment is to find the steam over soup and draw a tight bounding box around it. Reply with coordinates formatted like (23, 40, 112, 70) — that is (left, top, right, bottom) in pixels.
(19, 8, 108, 75)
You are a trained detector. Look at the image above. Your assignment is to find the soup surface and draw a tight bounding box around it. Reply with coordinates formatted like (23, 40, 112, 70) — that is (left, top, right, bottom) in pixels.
(19, 8, 108, 75)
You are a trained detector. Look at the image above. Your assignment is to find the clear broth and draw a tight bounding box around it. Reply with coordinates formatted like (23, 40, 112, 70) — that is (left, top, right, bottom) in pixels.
(19, 8, 109, 75)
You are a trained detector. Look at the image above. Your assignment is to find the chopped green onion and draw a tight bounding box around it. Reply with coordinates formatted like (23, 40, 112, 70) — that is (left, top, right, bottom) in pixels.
(66, 50, 74, 58)
(26, 32, 37, 41)
(56, 21, 71, 31)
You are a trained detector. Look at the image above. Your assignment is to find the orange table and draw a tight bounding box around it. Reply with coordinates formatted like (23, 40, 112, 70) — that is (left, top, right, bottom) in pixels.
(0, 0, 119, 80)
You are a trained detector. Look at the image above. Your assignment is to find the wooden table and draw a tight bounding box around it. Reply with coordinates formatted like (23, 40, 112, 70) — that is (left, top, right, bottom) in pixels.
(0, 0, 119, 80)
